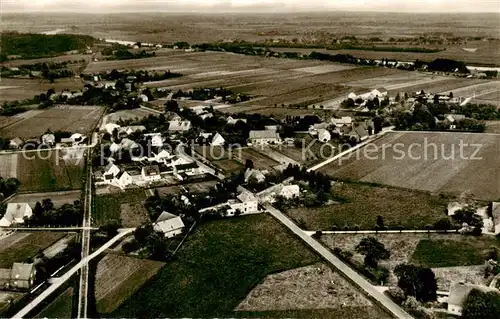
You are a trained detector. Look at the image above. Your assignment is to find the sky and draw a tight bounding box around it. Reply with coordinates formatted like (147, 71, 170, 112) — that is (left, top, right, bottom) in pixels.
(2, 0, 499, 13)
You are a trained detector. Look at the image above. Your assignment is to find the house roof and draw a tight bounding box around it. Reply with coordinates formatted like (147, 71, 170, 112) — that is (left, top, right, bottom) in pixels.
(143, 165, 160, 175)
(154, 214, 185, 233)
(244, 168, 266, 181)
(249, 130, 280, 140)
(10, 137, 23, 145)
(237, 190, 257, 203)
(156, 211, 178, 223)
(448, 282, 499, 307)
(10, 263, 34, 281)
(4, 203, 31, 223)
(279, 185, 300, 197)
(168, 120, 191, 131)
(444, 114, 466, 122)
(175, 162, 198, 170)
(318, 129, 330, 137)
(211, 133, 225, 144)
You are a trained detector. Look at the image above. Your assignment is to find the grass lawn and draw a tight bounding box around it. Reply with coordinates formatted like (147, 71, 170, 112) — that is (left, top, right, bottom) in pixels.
(111, 214, 320, 317)
(411, 237, 499, 268)
(36, 287, 74, 319)
(93, 189, 149, 227)
(0, 232, 66, 268)
(286, 182, 449, 230)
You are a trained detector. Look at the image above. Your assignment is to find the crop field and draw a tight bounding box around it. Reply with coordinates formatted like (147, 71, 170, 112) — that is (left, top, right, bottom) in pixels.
(36, 287, 74, 319)
(111, 214, 320, 318)
(0, 105, 104, 138)
(101, 108, 159, 127)
(0, 78, 84, 102)
(94, 189, 150, 227)
(16, 151, 84, 192)
(235, 263, 389, 318)
(395, 78, 484, 95)
(95, 253, 165, 314)
(233, 148, 280, 172)
(7, 190, 81, 208)
(319, 131, 500, 200)
(152, 180, 218, 197)
(0, 151, 83, 192)
(439, 80, 500, 97)
(0, 232, 66, 267)
(120, 203, 150, 228)
(287, 182, 448, 231)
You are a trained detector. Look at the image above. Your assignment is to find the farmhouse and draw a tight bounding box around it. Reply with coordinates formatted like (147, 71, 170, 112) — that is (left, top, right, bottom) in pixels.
(447, 282, 499, 316)
(199, 188, 259, 217)
(153, 212, 185, 238)
(331, 116, 353, 127)
(0, 203, 33, 227)
(227, 116, 247, 125)
(121, 126, 146, 135)
(317, 129, 331, 142)
(143, 133, 163, 147)
(141, 165, 161, 182)
(103, 163, 121, 181)
(244, 168, 266, 183)
(168, 120, 192, 132)
(114, 171, 133, 189)
(41, 133, 56, 146)
(347, 124, 369, 142)
(103, 123, 121, 135)
(210, 133, 225, 146)
(277, 184, 300, 199)
(9, 137, 23, 149)
(248, 130, 281, 145)
(0, 263, 36, 290)
(308, 122, 329, 136)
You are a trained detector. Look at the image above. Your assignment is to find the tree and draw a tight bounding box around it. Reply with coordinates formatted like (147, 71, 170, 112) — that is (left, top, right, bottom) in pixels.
(101, 220, 120, 238)
(355, 237, 390, 268)
(245, 159, 254, 170)
(462, 288, 500, 319)
(394, 264, 437, 302)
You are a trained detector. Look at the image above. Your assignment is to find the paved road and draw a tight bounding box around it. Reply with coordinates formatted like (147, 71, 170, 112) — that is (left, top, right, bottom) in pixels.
(12, 228, 135, 319)
(77, 145, 93, 319)
(264, 204, 413, 319)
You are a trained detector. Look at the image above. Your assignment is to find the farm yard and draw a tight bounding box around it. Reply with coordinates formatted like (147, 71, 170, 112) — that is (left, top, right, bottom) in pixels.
(319, 131, 500, 201)
(94, 253, 165, 314)
(0, 231, 67, 268)
(320, 233, 499, 289)
(0, 105, 104, 139)
(111, 214, 320, 318)
(235, 263, 390, 318)
(0, 151, 84, 192)
(286, 182, 448, 231)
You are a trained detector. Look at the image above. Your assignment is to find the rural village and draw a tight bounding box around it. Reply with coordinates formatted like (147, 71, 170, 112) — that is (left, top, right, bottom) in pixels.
(0, 7, 500, 319)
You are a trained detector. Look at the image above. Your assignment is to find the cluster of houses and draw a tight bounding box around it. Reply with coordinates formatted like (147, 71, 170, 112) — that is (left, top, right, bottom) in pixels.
(309, 116, 374, 143)
(5, 132, 86, 150)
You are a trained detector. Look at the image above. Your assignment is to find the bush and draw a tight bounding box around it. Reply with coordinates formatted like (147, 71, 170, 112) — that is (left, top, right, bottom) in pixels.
(402, 296, 420, 310)
(371, 266, 390, 285)
(433, 218, 452, 230)
(471, 226, 482, 236)
(333, 247, 342, 255)
(312, 230, 322, 239)
(386, 287, 406, 304)
(340, 250, 353, 260)
(122, 239, 140, 253)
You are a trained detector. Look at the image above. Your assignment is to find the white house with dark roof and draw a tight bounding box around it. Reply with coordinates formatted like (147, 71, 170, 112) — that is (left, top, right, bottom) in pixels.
(0, 203, 32, 227)
(153, 212, 185, 238)
(248, 130, 281, 145)
(141, 165, 161, 182)
(168, 120, 192, 132)
(199, 187, 259, 217)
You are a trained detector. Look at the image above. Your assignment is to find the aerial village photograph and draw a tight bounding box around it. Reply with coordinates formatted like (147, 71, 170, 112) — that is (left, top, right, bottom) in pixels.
(0, 0, 499, 318)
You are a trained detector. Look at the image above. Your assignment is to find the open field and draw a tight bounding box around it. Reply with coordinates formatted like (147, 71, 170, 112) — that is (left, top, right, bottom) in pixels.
(111, 214, 320, 318)
(321, 233, 499, 288)
(120, 203, 150, 228)
(319, 131, 500, 201)
(485, 121, 500, 133)
(35, 287, 74, 319)
(439, 80, 500, 97)
(236, 263, 389, 318)
(7, 190, 81, 208)
(95, 253, 165, 314)
(0, 232, 66, 267)
(94, 189, 150, 226)
(152, 180, 218, 196)
(101, 108, 159, 127)
(0, 78, 84, 103)
(16, 151, 84, 192)
(233, 147, 280, 172)
(0, 105, 104, 138)
(286, 182, 448, 231)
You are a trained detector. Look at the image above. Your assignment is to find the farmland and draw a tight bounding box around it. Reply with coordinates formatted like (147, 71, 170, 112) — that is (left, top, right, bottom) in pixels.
(93, 189, 150, 227)
(286, 182, 448, 231)
(111, 214, 320, 318)
(236, 263, 390, 318)
(95, 253, 165, 314)
(0, 150, 85, 192)
(233, 148, 280, 172)
(320, 233, 499, 288)
(0, 78, 85, 103)
(319, 131, 500, 201)
(35, 287, 74, 319)
(0, 105, 104, 138)
(0, 232, 66, 267)
(101, 108, 159, 128)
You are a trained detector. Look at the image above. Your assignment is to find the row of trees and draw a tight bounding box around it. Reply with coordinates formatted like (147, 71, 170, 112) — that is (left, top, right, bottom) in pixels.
(25, 199, 83, 227)
(86, 69, 182, 83)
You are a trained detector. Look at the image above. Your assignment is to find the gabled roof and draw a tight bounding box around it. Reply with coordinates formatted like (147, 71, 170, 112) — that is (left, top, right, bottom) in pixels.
(154, 213, 185, 233)
(10, 137, 23, 146)
(10, 263, 35, 281)
(244, 168, 266, 182)
(249, 130, 280, 139)
(237, 190, 257, 203)
(168, 120, 191, 131)
(156, 211, 178, 223)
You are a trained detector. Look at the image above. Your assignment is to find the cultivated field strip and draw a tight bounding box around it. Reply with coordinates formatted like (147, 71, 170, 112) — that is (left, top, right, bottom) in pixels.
(439, 80, 500, 97)
(0, 153, 18, 178)
(319, 131, 500, 200)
